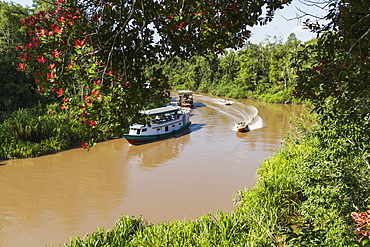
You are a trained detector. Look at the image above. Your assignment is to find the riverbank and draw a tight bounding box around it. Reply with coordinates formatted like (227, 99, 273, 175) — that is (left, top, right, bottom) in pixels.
(63, 110, 368, 246)
(0, 103, 117, 161)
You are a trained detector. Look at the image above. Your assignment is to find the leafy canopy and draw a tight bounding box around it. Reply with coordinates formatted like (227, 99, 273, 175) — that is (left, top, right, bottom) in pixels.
(17, 0, 292, 146)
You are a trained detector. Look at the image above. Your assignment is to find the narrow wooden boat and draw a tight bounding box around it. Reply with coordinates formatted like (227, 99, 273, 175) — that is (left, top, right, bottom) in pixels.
(178, 90, 194, 108)
(123, 105, 191, 145)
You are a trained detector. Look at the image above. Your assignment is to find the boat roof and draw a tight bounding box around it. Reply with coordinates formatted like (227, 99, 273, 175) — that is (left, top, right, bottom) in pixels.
(178, 90, 193, 94)
(142, 105, 180, 116)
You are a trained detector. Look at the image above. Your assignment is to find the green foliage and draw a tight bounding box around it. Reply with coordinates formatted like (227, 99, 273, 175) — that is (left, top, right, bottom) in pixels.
(65, 211, 254, 247)
(294, 1, 370, 125)
(0, 1, 44, 113)
(0, 103, 113, 160)
(291, 2, 370, 244)
(165, 35, 302, 103)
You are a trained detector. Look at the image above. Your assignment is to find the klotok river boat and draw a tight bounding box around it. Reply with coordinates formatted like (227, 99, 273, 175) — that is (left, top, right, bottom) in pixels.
(178, 90, 194, 108)
(123, 105, 191, 145)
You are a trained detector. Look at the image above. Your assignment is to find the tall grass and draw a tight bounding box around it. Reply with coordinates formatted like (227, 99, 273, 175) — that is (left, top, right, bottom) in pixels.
(0, 103, 105, 161)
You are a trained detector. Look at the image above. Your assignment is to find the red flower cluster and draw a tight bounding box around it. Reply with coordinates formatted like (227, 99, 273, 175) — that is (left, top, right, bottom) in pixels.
(56, 88, 64, 97)
(16, 63, 26, 71)
(51, 24, 63, 35)
(352, 210, 370, 243)
(80, 142, 89, 149)
(37, 55, 47, 63)
(51, 50, 61, 58)
(74, 39, 86, 48)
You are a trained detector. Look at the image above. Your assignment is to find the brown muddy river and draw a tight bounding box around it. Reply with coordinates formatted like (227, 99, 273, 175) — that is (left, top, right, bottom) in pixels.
(0, 94, 304, 246)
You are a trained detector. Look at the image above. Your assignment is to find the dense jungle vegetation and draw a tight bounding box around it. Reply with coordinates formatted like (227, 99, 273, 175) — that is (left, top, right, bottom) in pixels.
(163, 34, 302, 103)
(1, 0, 369, 246)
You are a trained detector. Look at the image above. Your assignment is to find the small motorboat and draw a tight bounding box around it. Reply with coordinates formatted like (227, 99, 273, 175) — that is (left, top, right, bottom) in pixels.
(236, 122, 249, 132)
(224, 99, 233, 105)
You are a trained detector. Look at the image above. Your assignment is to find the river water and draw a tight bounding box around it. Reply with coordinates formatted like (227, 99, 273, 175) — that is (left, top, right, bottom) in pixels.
(0, 94, 304, 246)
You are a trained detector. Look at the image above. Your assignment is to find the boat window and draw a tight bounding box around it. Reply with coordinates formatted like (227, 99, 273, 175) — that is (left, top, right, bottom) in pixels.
(179, 123, 181, 125)
(136, 129, 141, 135)
(142, 128, 147, 132)
(157, 128, 160, 131)
(165, 126, 169, 131)
(173, 125, 175, 127)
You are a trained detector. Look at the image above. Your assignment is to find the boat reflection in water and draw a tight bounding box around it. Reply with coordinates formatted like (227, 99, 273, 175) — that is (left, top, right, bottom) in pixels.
(124, 130, 191, 170)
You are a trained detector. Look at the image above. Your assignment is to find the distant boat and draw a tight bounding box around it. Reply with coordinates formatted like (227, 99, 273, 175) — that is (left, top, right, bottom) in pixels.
(178, 90, 195, 108)
(123, 105, 191, 145)
(236, 122, 249, 132)
(224, 99, 233, 105)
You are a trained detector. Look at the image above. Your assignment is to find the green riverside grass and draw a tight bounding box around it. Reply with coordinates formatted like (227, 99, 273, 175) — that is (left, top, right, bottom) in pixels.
(0, 103, 108, 161)
(61, 113, 368, 246)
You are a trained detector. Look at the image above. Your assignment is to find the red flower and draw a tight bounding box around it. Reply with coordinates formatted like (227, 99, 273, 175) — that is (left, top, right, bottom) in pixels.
(49, 63, 56, 70)
(106, 70, 115, 75)
(37, 55, 47, 63)
(26, 43, 33, 49)
(94, 79, 102, 85)
(74, 39, 86, 48)
(34, 71, 41, 77)
(60, 105, 66, 109)
(16, 45, 24, 51)
(37, 29, 47, 36)
(51, 24, 62, 35)
(19, 53, 29, 61)
(16, 63, 26, 71)
(89, 120, 97, 127)
(47, 71, 55, 80)
(51, 50, 61, 58)
(56, 88, 64, 97)
(80, 142, 89, 149)
(32, 40, 41, 47)
(91, 90, 100, 96)
(62, 98, 69, 103)
(175, 22, 188, 30)
(35, 79, 40, 84)
(67, 63, 75, 70)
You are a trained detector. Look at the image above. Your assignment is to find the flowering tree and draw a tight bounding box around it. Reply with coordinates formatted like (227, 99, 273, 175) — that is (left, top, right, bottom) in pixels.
(17, 0, 292, 147)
